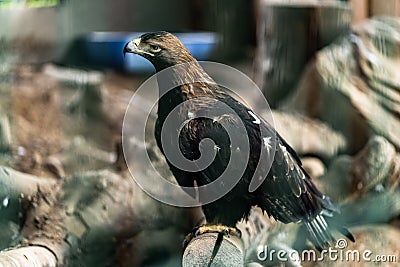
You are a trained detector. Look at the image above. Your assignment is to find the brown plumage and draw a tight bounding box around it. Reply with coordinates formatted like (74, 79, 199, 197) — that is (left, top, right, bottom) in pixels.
(124, 31, 354, 250)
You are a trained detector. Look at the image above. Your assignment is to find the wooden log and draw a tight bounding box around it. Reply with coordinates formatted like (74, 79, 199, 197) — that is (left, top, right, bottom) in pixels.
(182, 233, 244, 267)
(211, 0, 257, 61)
(371, 0, 400, 17)
(258, 0, 351, 107)
(0, 246, 57, 267)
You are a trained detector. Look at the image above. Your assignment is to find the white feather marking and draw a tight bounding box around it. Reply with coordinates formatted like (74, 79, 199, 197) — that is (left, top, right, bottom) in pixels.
(3, 197, 9, 208)
(214, 145, 221, 152)
(263, 137, 272, 152)
(188, 111, 195, 119)
(279, 143, 287, 153)
(248, 110, 261, 124)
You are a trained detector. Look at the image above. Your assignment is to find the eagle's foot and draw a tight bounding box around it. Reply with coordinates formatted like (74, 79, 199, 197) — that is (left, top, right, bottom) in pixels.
(183, 224, 241, 248)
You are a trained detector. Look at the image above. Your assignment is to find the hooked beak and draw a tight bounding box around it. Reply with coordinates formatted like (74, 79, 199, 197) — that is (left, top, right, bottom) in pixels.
(123, 38, 141, 57)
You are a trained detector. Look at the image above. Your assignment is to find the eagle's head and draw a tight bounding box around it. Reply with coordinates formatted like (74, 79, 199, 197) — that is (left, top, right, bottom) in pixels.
(124, 31, 196, 71)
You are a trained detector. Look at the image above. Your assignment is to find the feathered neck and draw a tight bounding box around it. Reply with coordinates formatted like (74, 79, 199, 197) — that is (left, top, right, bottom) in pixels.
(155, 61, 219, 120)
(156, 60, 218, 97)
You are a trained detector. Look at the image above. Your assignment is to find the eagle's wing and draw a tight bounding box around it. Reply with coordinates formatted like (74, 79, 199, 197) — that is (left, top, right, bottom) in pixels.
(257, 135, 332, 222)
(256, 129, 347, 249)
(179, 92, 341, 243)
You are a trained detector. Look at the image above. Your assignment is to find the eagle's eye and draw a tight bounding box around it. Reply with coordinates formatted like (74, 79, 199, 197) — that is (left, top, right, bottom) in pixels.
(149, 44, 161, 53)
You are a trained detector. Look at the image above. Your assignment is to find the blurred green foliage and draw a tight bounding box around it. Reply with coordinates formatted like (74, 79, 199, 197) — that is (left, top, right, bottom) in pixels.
(0, 0, 59, 8)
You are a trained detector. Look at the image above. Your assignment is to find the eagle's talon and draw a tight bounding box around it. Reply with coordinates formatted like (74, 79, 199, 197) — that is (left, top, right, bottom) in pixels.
(183, 233, 192, 249)
(183, 226, 200, 248)
(226, 227, 241, 238)
(224, 228, 230, 237)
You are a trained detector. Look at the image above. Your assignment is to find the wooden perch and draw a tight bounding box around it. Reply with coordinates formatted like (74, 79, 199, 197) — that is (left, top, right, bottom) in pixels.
(183, 233, 244, 267)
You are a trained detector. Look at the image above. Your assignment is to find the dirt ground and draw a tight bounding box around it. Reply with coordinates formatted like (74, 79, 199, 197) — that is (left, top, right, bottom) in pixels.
(7, 64, 142, 178)
(11, 65, 63, 177)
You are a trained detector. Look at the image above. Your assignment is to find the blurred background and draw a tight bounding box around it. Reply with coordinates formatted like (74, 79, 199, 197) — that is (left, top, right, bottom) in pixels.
(0, 0, 399, 266)
(1, 0, 397, 107)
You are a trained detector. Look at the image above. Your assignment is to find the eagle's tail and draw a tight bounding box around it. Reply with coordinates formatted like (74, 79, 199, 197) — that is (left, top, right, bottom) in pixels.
(304, 196, 355, 251)
(304, 214, 335, 251)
